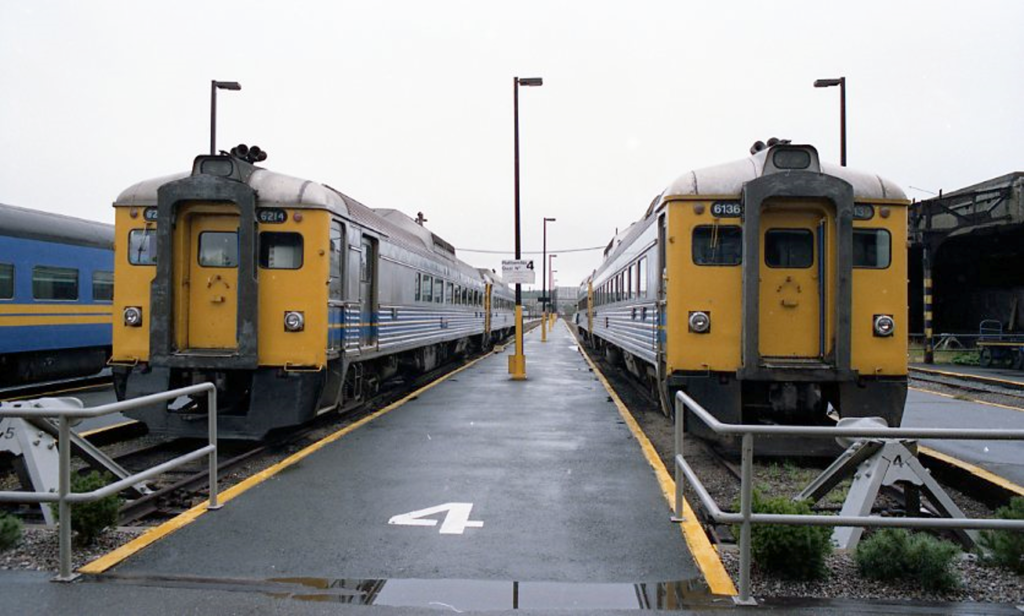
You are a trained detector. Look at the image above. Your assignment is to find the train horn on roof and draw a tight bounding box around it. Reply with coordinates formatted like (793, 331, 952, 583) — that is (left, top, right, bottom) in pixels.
(229, 143, 268, 164)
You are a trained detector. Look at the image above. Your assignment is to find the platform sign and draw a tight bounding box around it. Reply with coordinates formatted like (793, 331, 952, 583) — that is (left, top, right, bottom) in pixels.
(502, 259, 535, 285)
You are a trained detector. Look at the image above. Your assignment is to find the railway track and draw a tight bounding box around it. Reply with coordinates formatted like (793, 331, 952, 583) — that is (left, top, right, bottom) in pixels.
(0, 373, 112, 402)
(909, 366, 1024, 406)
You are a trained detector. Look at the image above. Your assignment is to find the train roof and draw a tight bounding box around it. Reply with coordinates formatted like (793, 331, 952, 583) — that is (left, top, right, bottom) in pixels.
(114, 154, 477, 277)
(661, 144, 907, 202)
(0, 202, 113, 249)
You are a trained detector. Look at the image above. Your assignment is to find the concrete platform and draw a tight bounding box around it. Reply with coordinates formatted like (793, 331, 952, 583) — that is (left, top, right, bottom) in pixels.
(71, 323, 723, 611)
(903, 388, 1024, 488)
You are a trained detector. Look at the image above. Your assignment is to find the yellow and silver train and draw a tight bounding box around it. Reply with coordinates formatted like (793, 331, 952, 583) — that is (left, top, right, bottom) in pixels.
(577, 142, 908, 455)
(111, 146, 515, 439)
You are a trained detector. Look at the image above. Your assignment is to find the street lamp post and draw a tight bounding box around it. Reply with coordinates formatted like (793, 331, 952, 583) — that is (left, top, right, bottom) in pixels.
(541, 217, 556, 342)
(210, 80, 242, 155)
(813, 77, 846, 166)
(510, 76, 543, 380)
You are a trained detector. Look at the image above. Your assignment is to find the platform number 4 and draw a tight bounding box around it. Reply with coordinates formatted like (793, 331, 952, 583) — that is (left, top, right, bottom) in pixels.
(388, 502, 484, 535)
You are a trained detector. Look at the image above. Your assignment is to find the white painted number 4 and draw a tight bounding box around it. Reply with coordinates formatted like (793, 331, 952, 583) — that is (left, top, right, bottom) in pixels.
(388, 502, 484, 535)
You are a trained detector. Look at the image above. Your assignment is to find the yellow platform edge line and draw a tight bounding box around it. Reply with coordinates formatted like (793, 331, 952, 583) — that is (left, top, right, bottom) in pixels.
(79, 346, 499, 575)
(79, 419, 138, 438)
(567, 322, 738, 597)
(1, 381, 113, 403)
(918, 445, 1024, 498)
(909, 385, 1024, 415)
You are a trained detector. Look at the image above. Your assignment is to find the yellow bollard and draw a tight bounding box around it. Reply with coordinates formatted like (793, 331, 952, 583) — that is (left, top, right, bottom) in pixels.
(541, 309, 548, 342)
(508, 305, 527, 380)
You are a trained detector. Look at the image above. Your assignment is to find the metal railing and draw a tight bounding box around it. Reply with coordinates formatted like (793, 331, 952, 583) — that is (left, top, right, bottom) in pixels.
(0, 383, 220, 581)
(673, 390, 1024, 605)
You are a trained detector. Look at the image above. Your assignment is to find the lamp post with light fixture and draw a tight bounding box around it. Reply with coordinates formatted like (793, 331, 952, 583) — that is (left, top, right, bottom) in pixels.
(813, 77, 846, 166)
(211, 80, 242, 155)
(509, 76, 543, 379)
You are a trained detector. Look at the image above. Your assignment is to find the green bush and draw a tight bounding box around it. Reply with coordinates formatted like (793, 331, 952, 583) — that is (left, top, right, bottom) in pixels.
(736, 492, 833, 580)
(978, 497, 1024, 573)
(856, 529, 960, 592)
(51, 471, 122, 545)
(0, 512, 23, 550)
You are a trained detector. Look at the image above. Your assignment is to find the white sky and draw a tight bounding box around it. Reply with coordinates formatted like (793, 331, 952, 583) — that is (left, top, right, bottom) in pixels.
(2, 1, 1022, 288)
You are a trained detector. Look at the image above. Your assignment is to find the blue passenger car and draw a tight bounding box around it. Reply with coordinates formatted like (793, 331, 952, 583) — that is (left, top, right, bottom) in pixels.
(0, 203, 114, 385)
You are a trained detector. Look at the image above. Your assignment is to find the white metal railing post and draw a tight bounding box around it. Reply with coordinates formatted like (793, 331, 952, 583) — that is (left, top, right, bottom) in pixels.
(57, 415, 73, 581)
(738, 432, 754, 604)
(207, 386, 221, 510)
(674, 395, 684, 519)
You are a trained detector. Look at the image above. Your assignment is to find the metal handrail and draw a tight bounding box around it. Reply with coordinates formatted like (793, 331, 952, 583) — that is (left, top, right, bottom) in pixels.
(0, 383, 220, 581)
(673, 390, 1024, 605)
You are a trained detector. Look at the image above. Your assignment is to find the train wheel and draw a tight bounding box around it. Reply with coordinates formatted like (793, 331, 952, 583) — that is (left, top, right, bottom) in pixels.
(979, 347, 993, 368)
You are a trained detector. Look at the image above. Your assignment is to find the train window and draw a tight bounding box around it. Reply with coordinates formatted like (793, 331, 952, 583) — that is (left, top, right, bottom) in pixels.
(33, 266, 78, 301)
(128, 229, 157, 265)
(638, 257, 648, 296)
(853, 229, 891, 269)
(434, 278, 443, 303)
(330, 222, 344, 300)
(627, 265, 634, 299)
(259, 232, 303, 269)
(0, 263, 12, 299)
(422, 275, 433, 302)
(198, 232, 238, 268)
(446, 282, 454, 304)
(415, 273, 422, 301)
(692, 226, 742, 266)
(765, 229, 813, 268)
(92, 271, 113, 302)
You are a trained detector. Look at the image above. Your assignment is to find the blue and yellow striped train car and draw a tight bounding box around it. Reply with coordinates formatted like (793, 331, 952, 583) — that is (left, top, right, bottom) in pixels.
(0, 203, 114, 386)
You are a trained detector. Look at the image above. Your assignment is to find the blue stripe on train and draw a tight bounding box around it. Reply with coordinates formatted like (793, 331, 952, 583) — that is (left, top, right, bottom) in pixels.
(0, 323, 112, 354)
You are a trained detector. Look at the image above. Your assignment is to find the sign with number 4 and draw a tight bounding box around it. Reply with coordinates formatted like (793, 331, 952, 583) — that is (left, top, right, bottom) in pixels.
(388, 502, 484, 535)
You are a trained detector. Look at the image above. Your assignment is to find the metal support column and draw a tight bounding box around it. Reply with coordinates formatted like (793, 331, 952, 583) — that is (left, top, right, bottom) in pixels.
(923, 245, 934, 364)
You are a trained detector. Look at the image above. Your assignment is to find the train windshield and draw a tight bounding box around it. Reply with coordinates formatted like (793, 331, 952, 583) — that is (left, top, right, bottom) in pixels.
(853, 229, 891, 269)
(692, 225, 742, 266)
(128, 228, 158, 265)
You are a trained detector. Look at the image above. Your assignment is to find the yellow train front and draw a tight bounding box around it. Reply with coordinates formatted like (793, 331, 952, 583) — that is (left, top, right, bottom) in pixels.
(111, 147, 513, 439)
(580, 143, 908, 455)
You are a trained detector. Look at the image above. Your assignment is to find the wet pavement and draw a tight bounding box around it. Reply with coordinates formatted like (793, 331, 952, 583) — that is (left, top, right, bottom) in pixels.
(903, 388, 1024, 486)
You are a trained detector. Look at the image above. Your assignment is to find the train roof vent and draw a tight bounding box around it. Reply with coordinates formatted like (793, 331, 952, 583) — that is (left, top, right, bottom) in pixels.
(431, 233, 456, 256)
(762, 144, 821, 175)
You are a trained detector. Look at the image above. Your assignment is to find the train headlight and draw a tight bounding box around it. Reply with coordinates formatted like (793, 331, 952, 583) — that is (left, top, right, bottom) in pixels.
(123, 306, 143, 327)
(284, 311, 305, 332)
(873, 314, 895, 337)
(688, 311, 711, 334)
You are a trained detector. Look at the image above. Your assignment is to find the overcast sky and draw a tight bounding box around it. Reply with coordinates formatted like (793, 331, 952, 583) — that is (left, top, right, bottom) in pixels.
(2, 1, 1022, 288)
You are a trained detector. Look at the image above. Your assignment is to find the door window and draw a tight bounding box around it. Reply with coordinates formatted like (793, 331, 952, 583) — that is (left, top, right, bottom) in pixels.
(764, 229, 813, 268)
(330, 222, 344, 300)
(198, 231, 238, 267)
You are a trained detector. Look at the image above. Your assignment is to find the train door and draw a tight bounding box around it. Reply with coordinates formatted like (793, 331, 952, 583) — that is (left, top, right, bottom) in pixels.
(328, 220, 345, 354)
(484, 283, 492, 336)
(359, 236, 377, 348)
(758, 206, 826, 359)
(184, 209, 240, 350)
